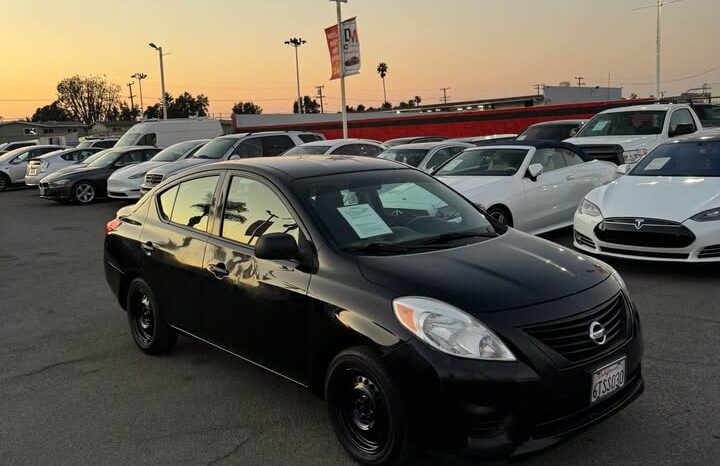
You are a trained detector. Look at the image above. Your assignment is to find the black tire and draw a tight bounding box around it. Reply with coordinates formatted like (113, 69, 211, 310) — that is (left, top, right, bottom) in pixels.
(325, 347, 414, 466)
(126, 278, 177, 354)
(71, 181, 96, 204)
(0, 173, 9, 192)
(487, 205, 513, 227)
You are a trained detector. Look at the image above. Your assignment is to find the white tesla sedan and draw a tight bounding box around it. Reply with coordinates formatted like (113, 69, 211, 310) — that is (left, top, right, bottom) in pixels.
(574, 134, 720, 262)
(434, 141, 616, 234)
(107, 139, 209, 200)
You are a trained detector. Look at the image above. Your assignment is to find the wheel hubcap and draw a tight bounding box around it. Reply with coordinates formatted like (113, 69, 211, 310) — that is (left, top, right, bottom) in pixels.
(135, 294, 154, 342)
(76, 184, 94, 202)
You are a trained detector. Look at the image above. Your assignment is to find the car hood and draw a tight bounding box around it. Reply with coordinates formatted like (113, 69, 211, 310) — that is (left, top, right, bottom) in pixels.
(587, 176, 720, 222)
(43, 164, 106, 181)
(565, 135, 660, 150)
(357, 229, 611, 313)
(147, 158, 210, 176)
(110, 161, 164, 180)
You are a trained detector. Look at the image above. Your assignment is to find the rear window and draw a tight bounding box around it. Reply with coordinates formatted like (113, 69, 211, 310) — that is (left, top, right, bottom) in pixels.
(377, 148, 430, 167)
(192, 138, 236, 160)
(299, 134, 324, 143)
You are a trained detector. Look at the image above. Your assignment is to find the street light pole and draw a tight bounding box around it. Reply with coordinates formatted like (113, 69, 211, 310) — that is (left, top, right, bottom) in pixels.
(149, 43, 167, 119)
(132, 73, 147, 117)
(656, 0, 661, 99)
(331, 0, 349, 138)
(284, 37, 306, 114)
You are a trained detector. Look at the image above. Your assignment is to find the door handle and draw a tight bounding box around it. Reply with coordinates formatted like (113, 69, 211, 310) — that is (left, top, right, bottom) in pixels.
(140, 241, 155, 256)
(207, 262, 229, 279)
(565, 175, 575, 181)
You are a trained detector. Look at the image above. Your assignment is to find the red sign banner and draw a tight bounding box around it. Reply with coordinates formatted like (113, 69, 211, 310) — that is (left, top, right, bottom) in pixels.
(325, 17, 360, 80)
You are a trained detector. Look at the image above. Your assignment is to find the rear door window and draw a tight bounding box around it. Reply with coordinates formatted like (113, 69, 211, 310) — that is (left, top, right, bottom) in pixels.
(299, 134, 323, 143)
(330, 144, 358, 155)
(530, 148, 568, 173)
(356, 144, 383, 156)
(261, 135, 295, 156)
(163, 176, 220, 231)
(138, 133, 157, 146)
(425, 148, 454, 171)
(231, 138, 263, 158)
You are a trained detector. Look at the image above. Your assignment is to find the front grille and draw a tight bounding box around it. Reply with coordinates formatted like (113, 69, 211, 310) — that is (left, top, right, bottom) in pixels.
(698, 244, 720, 259)
(574, 230, 596, 249)
(600, 247, 689, 259)
(595, 217, 695, 248)
(577, 144, 624, 164)
(523, 294, 629, 363)
(144, 173, 164, 185)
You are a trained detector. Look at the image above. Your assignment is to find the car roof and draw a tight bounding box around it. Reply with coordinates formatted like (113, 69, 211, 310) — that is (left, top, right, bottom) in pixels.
(105, 145, 158, 153)
(600, 104, 679, 114)
(386, 141, 471, 150)
(528, 119, 586, 127)
(385, 136, 446, 142)
(300, 138, 380, 147)
(219, 131, 317, 140)
(465, 139, 581, 150)
(669, 131, 720, 144)
(208, 155, 406, 180)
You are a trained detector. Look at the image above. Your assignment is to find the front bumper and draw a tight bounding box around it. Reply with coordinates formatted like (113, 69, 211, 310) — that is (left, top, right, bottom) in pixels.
(108, 178, 143, 200)
(383, 281, 644, 458)
(38, 182, 73, 201)
(574, 210, 720, 262)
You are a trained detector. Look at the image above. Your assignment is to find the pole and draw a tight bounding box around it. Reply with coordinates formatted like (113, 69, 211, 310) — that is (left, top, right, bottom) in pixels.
(656, 0, 661, 99)
(127, 82, 135, 115)
(137, 76, 144, 113)
(316, 85, 325, 113)
(336, 1, 348, 138)
(294, 46, 303, 114)
(158, 47, 167, 120)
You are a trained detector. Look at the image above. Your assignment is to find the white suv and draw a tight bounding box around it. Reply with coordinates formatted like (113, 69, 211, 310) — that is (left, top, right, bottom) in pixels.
(141, 131, 324, 193)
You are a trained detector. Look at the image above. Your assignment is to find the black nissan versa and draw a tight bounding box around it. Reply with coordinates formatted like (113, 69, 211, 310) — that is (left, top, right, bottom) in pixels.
(104, 156, 643, 465)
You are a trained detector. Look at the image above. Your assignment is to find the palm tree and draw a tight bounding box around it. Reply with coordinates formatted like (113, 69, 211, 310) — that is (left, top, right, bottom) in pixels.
(414, 95, 422, 107)
(376, 62, 389, 105)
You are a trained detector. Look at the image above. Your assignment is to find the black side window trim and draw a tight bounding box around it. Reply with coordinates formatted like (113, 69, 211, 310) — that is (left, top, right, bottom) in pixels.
(153, 170, 226, 235)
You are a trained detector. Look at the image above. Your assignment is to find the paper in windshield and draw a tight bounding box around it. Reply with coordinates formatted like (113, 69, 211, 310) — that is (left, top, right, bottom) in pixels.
(337, 204, 393, 239)
(645, 157, 670, 170)
(592, 120, 610, 131)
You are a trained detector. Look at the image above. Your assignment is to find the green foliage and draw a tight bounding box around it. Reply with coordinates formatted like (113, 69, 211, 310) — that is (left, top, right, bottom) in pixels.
(232, 101, 263, 114)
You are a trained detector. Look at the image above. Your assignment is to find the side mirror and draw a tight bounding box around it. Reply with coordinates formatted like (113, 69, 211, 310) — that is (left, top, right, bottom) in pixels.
(616, 164, 630, 175)
(255, 233, 299, 261)
(527, 163, 544, 181)
(669, 123, 695, 138)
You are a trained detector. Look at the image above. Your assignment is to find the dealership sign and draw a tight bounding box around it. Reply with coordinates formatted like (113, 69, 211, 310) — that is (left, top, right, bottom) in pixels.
(325, 17, 360, 80)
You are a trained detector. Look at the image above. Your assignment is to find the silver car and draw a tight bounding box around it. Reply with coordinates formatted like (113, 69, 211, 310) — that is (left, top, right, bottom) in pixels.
(0, 145, 66, 191)
(376, 141, 474, 172)
(25, 147, 104, 186)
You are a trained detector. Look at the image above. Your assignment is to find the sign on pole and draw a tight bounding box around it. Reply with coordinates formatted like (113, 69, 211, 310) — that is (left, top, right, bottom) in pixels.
(325, 17, 360, 80)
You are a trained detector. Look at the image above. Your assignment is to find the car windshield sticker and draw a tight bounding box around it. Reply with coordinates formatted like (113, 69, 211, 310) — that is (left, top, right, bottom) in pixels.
(645, 157, 670, 170)
(337, 204, 393, 239)
(592, 120, 610, 131)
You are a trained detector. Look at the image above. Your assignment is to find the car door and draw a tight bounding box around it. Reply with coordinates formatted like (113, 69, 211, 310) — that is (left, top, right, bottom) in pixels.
(561, 148, 602, 217)
(518, 147, 570, 232)
(202, 172, 313, 382)
(8, 147, 55, 182)
(139, 173, 223, 332)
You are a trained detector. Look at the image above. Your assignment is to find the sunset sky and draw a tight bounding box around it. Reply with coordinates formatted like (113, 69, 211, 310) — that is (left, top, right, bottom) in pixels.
(1, 0, 719, 120)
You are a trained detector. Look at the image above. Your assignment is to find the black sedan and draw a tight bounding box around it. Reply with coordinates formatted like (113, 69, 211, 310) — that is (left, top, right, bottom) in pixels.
(40, 146, 160, 203)
(104, 156, 643, 464)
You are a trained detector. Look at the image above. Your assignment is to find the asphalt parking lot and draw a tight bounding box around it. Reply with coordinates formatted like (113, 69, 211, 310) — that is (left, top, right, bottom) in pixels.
(1, 186, 719, 466)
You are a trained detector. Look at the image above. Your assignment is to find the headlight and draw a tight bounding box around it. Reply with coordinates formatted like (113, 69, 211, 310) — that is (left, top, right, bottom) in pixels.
(579, 198, 603, 217)
(393, 297, 516, 361)
(52, 179, 71, 185)
(690, 208, 720, 222)
(622, 149, 648, 164)
(128, 171, 148, 180)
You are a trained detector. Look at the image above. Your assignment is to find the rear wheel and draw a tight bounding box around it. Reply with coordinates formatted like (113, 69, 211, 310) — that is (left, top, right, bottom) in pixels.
(72, 181, 96, 204)
(0, 173, 9, 192)
(325, 347, 414, 465)
(126, 278, 177, 354)
(487, 205, 513, 227)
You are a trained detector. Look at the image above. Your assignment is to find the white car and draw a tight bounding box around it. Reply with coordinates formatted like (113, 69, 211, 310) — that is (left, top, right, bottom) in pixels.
(434, 142, 616, 234)
(377, 141, 474, 172)
(107, 139, 209, 200)
(574, 133, 720, 262)
(0, 144, 66, 191)
(25, 147, 105, 186)
(282, 138, 385, 157)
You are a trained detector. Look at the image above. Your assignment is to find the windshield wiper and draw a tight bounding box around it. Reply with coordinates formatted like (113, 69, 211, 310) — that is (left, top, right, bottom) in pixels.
(408, 230, 498, 246)
(340, 243, 411, 255)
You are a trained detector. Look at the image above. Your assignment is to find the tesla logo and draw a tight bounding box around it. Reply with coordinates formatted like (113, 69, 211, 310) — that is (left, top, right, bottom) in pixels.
(634, 218, 645, 230)
(589, 321, 607, 346)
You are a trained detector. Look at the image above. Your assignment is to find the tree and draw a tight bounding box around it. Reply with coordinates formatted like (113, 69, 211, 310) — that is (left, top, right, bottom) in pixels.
(381, 101, 392, 110)
(56, 75, 121, 124)
(108, 102, 140, 121)
(356, 104, 366, 112)
(232, 101, 263, 114)
(31, 101, 71, 122)
(293, 95, 320, 114)
(414, 96, 422, 106)
(143, 92, 210, 119)
(376, 62, 389, 106)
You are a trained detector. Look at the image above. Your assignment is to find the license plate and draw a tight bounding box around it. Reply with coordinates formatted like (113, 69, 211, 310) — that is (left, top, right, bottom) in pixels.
(590, 357, 626, 404)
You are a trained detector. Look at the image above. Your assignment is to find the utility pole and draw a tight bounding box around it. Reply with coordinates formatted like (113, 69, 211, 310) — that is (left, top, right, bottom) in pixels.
(574, 76, 585, 87)
(126, 82, 136, 117)
(315, 85, 326, 113)
(533, 83, 544, 96)
(440, 86, 451, 104)
(131, 73, 147, 117)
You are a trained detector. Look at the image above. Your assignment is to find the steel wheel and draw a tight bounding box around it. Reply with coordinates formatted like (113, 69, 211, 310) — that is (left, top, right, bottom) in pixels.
(0, 174, 8, 192)
(130, 292, 155, 344)
(335, 369, 390, 455)
(74, 182, 95, 203)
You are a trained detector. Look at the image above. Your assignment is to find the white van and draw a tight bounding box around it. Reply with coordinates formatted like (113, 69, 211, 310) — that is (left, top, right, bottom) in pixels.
(115, 118, 223, 148)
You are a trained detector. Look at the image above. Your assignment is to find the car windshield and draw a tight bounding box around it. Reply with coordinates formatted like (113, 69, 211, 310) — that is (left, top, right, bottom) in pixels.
(284, 145, 332, 155)
(115, 131, 141, 147)
(76, 141, 94, 148)
(694, 105, 720, 128)
(80, 149, 112, 165)
(516, 124, 579, 141)
(434, 148, 528, 176)
(87, 150, 121, 168)
(575, 111, 666, 137)
(191, 137, 236, 159)
(377, 148, 430, 167)
(295, 169, 499, 254)
(152, 141, 202, 162)
(629, 140, 720, 177)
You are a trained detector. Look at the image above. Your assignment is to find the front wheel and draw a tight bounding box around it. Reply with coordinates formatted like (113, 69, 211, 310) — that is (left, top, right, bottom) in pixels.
(0, 174, 9, 192)
(325, 347, 414, 465)
(72, 181, 96, 204)
(126, 278, 177, 354)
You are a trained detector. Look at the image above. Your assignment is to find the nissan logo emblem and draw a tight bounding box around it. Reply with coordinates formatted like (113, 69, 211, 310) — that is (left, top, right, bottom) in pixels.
(589, 321, 607, 345)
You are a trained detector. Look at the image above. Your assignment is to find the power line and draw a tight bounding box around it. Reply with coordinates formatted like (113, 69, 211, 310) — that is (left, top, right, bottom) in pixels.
(574, 76, 586, 87)
(440, 86, 451, 104)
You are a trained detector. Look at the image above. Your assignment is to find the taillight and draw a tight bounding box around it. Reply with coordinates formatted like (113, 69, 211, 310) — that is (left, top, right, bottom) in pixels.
(105, 218, 122, 234)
